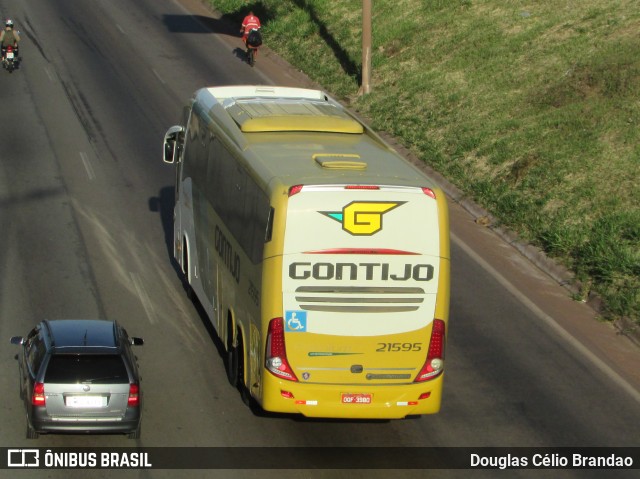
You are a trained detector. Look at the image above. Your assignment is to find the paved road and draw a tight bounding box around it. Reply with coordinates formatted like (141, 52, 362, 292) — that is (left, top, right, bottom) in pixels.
(0, 0, 638, 477)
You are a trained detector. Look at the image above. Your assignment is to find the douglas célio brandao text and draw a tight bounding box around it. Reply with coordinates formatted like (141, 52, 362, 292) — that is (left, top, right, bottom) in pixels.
(470, 453, 634, 469)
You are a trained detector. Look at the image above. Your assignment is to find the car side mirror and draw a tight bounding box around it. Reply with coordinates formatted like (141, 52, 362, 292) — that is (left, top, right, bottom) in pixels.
(130, 337, 144, 346)
(10, 336, 24, 345)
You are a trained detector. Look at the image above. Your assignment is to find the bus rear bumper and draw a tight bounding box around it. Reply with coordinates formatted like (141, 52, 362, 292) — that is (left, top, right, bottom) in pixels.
(260, 375, 444, 419)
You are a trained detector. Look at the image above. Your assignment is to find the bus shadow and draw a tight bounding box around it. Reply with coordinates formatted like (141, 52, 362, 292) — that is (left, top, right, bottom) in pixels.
(149, 186, 178, 272)
(149, 187, 229, 385)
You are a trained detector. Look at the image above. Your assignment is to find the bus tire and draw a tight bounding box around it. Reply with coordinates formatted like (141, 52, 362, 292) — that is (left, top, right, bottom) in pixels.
(182, 238, 194, 300)
(226, 321, 239, 388)
(235, 330, 252, 406)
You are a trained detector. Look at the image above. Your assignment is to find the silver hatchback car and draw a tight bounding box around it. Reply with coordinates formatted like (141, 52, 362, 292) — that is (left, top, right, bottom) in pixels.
(10, 319, 144, 439)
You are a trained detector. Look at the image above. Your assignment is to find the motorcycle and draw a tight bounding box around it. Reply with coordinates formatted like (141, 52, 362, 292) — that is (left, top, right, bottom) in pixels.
(2, 44, 18, 73)
(245, 28, 262, 67)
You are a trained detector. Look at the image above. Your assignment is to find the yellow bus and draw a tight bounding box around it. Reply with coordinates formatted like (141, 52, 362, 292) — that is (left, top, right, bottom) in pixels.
(163, 86, 450, 419)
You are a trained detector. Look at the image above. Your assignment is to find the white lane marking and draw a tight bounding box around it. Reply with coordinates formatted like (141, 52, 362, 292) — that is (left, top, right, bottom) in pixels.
(152, 69, 166, 84)
(44, 66, 57, 82)
(130, 272, 156, 324)
(79, 152, 95, 180)
(116, 24, 126, 34)
(451, 231, 640, 405)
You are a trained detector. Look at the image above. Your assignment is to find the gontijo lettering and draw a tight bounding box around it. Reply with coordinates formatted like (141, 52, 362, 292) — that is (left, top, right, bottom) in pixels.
(289, 262, 434, 281)
(320, 201, 405, 235)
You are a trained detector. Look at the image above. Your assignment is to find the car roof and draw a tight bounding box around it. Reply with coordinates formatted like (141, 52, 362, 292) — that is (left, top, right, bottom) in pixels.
(43, 319, 120, 353)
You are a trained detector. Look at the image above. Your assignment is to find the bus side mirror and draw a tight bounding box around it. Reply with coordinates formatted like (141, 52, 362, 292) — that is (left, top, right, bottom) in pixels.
(163, 125, 185, 164)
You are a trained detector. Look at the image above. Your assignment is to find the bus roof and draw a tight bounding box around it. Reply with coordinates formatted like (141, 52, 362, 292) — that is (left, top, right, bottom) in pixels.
(193, 85, 439, 191)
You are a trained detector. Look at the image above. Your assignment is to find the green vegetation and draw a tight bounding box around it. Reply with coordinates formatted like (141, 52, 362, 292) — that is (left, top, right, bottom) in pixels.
(211, 0, 640, 325)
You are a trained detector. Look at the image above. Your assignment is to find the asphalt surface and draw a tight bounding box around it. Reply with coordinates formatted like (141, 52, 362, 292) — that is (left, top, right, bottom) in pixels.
(0, 0, 638, 478)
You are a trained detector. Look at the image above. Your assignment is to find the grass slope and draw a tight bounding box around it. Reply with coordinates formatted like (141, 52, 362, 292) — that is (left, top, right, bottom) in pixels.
(211, 0, 640, 325)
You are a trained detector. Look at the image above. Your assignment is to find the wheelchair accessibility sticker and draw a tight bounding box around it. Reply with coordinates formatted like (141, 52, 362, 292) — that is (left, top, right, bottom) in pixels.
(285, 311, 307, 332)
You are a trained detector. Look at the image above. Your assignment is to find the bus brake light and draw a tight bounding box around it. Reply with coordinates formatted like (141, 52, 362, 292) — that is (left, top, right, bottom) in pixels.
(422, 187, 436, 199)
(288, 185, 303, 196)
(266, 318, 298, 381)
(414, 319, 445, 382)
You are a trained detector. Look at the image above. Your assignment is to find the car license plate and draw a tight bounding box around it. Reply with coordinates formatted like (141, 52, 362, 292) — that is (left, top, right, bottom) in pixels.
(341, 393, 372, 404)
(66, 395, 105, 408)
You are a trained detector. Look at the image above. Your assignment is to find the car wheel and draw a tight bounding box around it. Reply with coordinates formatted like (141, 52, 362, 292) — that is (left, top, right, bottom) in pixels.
(26, 415, 39, 439)
(18, 374, 24, 401)
(225, 324, 239, 388)
(128, 422, 141, 439)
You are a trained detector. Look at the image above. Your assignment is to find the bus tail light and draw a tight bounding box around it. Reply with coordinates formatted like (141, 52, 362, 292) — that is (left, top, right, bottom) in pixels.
(414, 319, 445, 382)
(32, 382, 46, 406)
(266, 318, 298, 381)
(422, 187, 436, 199)
(288, 185, 303, 196)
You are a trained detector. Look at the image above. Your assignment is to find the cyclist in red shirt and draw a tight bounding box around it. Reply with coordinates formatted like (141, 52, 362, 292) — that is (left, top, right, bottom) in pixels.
(240, 11, 261, 45)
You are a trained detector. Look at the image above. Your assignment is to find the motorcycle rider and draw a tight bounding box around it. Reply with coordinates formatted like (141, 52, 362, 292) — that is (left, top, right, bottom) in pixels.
(0, 19, 20, 62)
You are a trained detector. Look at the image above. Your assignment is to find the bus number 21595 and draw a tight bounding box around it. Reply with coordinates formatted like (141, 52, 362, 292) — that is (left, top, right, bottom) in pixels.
(376, 342, 422, 352)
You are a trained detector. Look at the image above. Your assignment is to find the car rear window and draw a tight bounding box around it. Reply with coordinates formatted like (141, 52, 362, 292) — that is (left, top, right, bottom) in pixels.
(45, 355, 129, 384)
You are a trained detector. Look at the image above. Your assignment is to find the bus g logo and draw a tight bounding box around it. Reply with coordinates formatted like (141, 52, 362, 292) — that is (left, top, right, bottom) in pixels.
(321, 201, 405, 236)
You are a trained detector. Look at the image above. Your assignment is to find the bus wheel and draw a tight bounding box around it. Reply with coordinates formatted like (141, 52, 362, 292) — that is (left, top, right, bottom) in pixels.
(225, 323, 239, 388)
(182, 239, 193, 300)
(235, 330, 252, 406)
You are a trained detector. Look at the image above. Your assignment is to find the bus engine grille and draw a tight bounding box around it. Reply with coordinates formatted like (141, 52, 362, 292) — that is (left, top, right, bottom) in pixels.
(294, 286, 425, 313)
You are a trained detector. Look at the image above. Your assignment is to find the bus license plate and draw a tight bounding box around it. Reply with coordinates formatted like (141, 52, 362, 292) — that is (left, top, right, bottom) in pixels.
(341, 393, 372, 404)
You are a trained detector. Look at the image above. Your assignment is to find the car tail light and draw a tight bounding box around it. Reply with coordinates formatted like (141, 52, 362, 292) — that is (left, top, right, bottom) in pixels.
(265, 318, 298, 381)
(32, 382, 46, 406)
(128, 384, 140, 407)
(414, 319, 445, 382)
